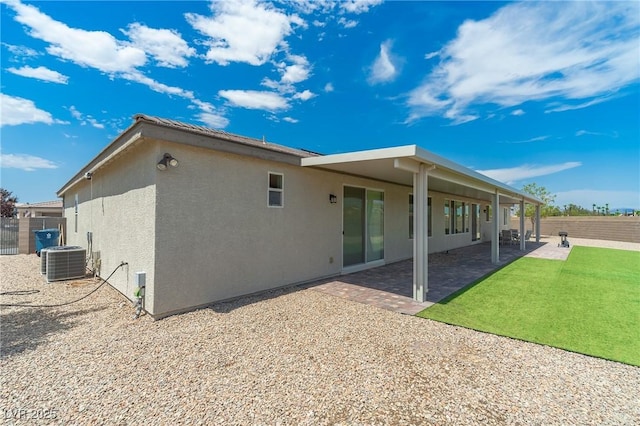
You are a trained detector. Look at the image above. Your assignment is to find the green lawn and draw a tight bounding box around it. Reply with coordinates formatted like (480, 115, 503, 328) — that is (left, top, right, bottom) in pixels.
(417, 246, 640, 366)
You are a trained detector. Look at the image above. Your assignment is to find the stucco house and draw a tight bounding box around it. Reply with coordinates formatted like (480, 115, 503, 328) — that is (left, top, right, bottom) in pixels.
(16, 200, 63, 218)
(57, 114, 541, 319)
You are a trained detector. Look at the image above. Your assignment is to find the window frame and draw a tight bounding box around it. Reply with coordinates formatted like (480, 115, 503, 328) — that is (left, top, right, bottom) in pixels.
(74, 194, 79, 233)
(267, 172, 284, 208)
(446, 198, 468, 235)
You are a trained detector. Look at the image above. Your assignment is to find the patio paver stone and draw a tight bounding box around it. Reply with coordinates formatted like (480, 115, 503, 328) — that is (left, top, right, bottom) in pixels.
(306, 239, 571, 315)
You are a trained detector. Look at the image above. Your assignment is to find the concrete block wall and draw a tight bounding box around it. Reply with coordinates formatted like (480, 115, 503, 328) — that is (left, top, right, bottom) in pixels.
(18, 217, 67, 254)
(511, 216, 640, 243)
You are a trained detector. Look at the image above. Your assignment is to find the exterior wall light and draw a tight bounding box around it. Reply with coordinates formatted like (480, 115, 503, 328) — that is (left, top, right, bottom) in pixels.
(157, 153, 179, 170)
(329, 194, 337, 204)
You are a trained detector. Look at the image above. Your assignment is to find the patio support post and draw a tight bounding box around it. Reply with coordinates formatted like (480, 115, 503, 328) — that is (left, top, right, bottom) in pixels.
(413, 163, 429, 302)
(491, 190, 500, 264)
(535, 204, 541, 242)
(519, 199, 525, 251)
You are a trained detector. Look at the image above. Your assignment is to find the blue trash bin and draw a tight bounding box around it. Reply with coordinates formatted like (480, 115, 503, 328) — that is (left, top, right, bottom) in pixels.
(34, 229, 60, 256)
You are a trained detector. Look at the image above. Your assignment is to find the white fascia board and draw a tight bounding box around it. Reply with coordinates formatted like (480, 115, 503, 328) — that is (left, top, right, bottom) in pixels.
(301, 143, 542, 205)
(301, 145, 418, 167)
(57, 131, 143, 196)
(413, 146, 542, 205)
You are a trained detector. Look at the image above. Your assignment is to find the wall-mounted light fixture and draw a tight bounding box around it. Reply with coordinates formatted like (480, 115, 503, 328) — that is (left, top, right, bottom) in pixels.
(157, 153, 179, 170)
(329, 194, 337, 204)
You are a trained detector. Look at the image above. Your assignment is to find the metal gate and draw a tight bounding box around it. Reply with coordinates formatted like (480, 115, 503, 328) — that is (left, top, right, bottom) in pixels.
(0, 218, 19, 255)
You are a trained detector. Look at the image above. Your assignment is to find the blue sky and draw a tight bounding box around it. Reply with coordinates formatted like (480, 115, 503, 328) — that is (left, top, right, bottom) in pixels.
(1, 0, 639, 210)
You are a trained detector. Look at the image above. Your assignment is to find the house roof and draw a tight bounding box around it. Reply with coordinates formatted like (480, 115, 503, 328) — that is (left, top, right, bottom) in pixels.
(58, 114, 540, 205)
(57, 114, 316, 196)
(133, 114, 316, 159)
(16, 200, 63, 209)
(302, 145, 542, 205)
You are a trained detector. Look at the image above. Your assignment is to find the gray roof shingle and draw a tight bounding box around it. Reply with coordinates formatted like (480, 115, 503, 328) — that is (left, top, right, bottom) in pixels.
(134, 114, 317, 159)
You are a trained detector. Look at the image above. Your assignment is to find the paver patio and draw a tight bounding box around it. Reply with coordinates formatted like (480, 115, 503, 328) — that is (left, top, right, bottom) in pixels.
(307, 239, 571, 315)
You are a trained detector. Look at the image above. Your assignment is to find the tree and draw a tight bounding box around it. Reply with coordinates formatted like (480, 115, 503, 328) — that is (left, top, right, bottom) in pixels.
(566, 203, 592, 216)
(520, 183, 556, 233)
(1, 188, 18, 217)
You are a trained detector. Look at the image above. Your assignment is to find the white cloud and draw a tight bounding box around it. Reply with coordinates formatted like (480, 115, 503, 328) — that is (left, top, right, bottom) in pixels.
(68, 106, 104, 129)
(2, 42, 39, 58)
(123, 23, 196, 68)
(340, 0, 383, 14)
(219, 90, 289, 111)
(293, 90, 315, 101)
(555, 190, 640, 210)
(368, 40, 398, 84)
(286, 0, 334, 15)
(0, 153, 58, 171)
(324, 82, 334, 92)
(337, 17, 357, 29)
(279, 0, 382, 16)
(185, 0, 304, 66)
(511, 109, 525, 116)
(6, 0, 147, 73)
(7, 65, 68, 84)
(121, 70, 195, 98)
(0, 93, 55, 126)
(576, 130, 618, 138)
(477, 161, 582, 184)
(4, 1, 224, 125)
(408, 1, 640, 123)
(283, 117, 299, 123)
(544, 96, 614, 113)
(500, 136, 550, 144)
(261, 54, 312, 97)
(424, 51, 439, 60)
(280, 54, 311, 84)
(197, 112, 230, 128)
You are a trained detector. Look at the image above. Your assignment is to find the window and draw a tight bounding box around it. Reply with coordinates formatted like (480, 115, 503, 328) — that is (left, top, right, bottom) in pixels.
(74, 194, 78, 233)
(464, 203, 469, 233)
(486, 205, 492, 222)
(409, 195, 431, 239)
(444, 199, 451, 234)
(503, 207, 509, 225)
(268, 172, 283, 207)
(455, 201, 464, 233)
(446, 199, 467, 234)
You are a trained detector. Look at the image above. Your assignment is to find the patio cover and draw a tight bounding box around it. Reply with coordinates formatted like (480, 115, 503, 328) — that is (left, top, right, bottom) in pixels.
(301, 145, 542, 303)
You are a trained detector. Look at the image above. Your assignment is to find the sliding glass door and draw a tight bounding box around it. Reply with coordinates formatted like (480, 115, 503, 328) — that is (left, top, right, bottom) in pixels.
(472, 203, 480, 241)
(343, 187, 366, 267)
(343, 186, 384, 267)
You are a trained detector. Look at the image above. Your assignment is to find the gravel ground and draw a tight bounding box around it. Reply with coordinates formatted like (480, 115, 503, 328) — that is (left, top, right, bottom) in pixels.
(1, 253, 639, 425)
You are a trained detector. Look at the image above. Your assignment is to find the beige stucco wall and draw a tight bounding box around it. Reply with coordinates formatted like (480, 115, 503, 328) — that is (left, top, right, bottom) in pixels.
(152, 141, 416, 316)
(425, 193, 515, 252)
(63, 142, 157, 312)
(63, 135, 523, 318)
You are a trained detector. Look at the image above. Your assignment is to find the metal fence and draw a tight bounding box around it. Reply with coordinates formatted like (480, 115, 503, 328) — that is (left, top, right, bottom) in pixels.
(0, 218, 19, 255)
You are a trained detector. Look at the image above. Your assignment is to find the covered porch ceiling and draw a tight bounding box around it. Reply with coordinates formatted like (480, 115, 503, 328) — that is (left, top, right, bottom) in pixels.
(302, 145, 541, 205)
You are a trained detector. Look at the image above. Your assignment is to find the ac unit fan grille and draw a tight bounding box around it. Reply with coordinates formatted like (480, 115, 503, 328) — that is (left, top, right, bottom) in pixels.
(46, 248, 86, 283)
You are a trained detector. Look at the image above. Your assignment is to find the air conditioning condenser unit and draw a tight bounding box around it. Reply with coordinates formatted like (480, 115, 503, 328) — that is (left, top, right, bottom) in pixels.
(46, 246, 86, 283)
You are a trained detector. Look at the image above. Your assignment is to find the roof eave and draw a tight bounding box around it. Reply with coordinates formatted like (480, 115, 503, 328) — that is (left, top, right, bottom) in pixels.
(302, 145, 543, 205)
